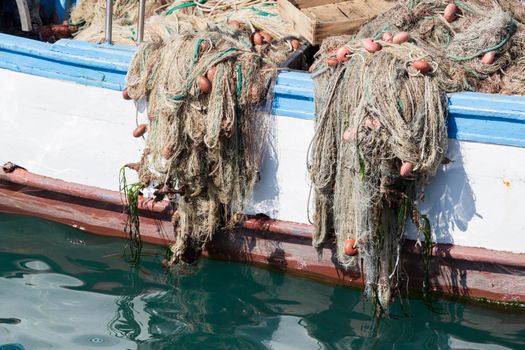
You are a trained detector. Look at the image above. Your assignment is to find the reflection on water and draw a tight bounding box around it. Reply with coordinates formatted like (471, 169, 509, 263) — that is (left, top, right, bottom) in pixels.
(0, 213, 524, 350)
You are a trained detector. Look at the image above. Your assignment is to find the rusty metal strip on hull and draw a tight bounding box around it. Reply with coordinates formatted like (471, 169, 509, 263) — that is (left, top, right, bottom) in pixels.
(1, 167, 524, 304)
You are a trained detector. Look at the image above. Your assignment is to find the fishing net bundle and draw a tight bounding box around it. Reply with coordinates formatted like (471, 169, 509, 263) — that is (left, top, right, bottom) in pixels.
(70, 0, 165, 41)
(124, 20, 293, 264)
(478, 24, 525, 94)
(309, 0, 522, 310)
(497, 0, 525, 23)
(359, 0, 525, 93)
(70, 0, 295, 44)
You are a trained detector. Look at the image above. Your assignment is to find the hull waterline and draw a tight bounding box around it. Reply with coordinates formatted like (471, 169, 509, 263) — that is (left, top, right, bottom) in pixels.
(1, 167, 524, 305)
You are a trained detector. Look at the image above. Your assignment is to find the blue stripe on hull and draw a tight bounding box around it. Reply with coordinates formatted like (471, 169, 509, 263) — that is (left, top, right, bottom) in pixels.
(1, 34, 524, 148)
(448, 92, 525, 147)
(273, 71, 525, 148)
(0, 34, 133, 91)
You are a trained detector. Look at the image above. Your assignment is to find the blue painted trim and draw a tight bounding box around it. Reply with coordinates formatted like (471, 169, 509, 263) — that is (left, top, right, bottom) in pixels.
(448, 92, 525, 148)
(0, 34, 132, 72)
(0, 33, 523, 148)
(55, 37, 136, 54)
(272, 71, 314, 120)
(0, 34, 133, 91)
(0, 48, 125, 90)
(272, 71, 525, 148)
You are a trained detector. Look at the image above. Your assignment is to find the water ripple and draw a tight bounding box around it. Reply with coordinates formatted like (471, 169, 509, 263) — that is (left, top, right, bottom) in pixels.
(0, 213, 524, 350)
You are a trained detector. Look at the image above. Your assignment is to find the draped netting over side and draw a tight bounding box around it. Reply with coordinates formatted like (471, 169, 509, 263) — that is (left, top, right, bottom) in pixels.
(309, 0, 524, 309)
(73, 0, 525, 309)
(125, 19, 292, 264)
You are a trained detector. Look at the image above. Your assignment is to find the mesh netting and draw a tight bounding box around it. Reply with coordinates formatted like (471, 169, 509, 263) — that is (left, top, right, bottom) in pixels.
(309, 0, 524, 309)
(72, 0, 525, 309)
(70, 0, 296, 44)
(125, 18, 293, 263)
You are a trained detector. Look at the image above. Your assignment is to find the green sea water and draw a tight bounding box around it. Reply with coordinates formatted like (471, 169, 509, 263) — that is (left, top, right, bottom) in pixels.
(0, 213, 523, 350)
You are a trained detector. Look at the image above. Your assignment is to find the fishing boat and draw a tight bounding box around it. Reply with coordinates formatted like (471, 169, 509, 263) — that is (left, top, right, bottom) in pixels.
(1, 1, 524, 306)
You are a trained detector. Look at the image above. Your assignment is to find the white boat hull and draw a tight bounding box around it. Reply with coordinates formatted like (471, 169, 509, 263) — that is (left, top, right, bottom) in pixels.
(2, 68, 525, 254)
(0, 36, 524, 304)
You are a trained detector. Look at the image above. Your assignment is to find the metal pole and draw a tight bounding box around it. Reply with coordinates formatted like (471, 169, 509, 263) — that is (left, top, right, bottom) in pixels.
(15, 0, 32, 32)
(137, 0, 146, 44)
(105, 0, 113, 44)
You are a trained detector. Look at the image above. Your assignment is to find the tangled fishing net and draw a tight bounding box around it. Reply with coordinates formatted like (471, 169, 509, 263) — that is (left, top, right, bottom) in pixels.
(70, 0, 295, 44)
(123, 16, 297, 264)
(309, 0, 524, 310)
(69, 0, 163, 41)
(73, 0, 525, 310)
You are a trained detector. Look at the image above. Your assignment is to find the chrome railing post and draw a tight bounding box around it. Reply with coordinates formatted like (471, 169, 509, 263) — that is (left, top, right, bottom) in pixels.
(15, 0, 32, 32)
(105, 0, 113, 44)
(137, 0, 146, 44)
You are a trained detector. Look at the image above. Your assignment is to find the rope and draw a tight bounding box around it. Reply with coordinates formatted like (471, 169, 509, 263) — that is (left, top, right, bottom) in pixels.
(448, 28, 515, 61)
(166, 2, 195, 16)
